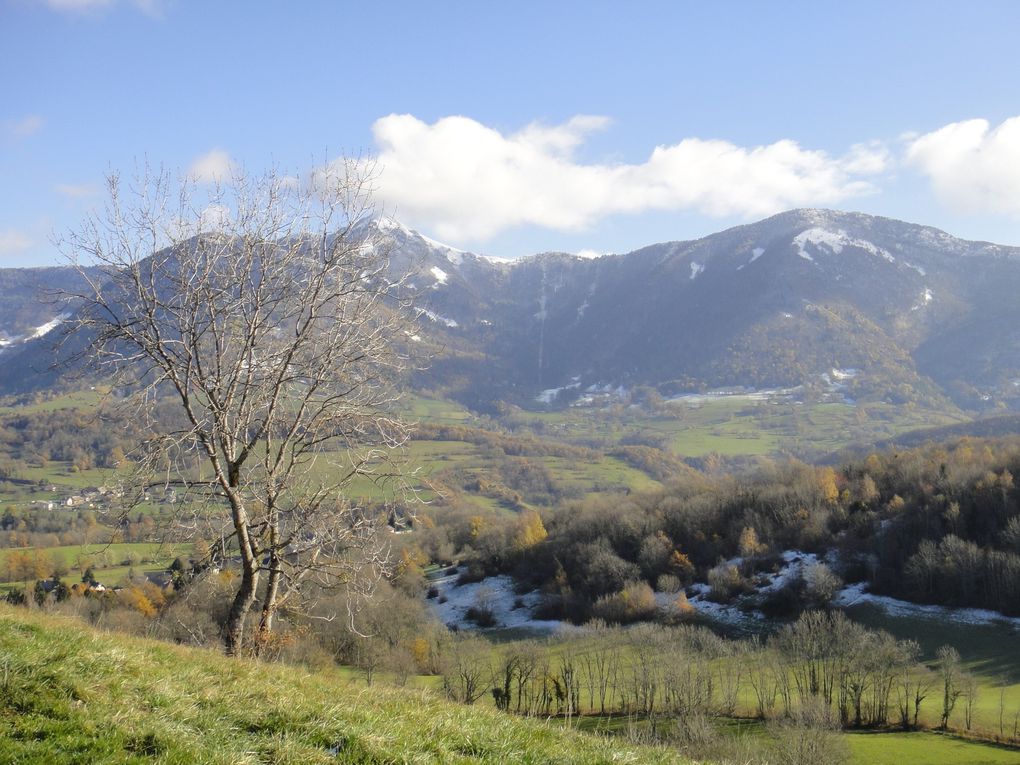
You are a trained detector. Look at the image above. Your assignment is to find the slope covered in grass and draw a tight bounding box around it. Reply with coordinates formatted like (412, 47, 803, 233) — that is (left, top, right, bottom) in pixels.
(0, 606, 693, 765)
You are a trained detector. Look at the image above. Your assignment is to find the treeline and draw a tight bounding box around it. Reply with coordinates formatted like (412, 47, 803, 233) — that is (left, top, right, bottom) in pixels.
(0, 505, 182, 551)
(0, 408, 134, 471)
(441, 611, 984, 737)
(413, 423, 596, 460)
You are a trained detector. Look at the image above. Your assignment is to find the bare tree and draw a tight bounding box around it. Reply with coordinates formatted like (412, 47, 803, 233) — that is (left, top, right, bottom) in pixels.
(937, 645, 963, 730)
(59, 163, 418, 654)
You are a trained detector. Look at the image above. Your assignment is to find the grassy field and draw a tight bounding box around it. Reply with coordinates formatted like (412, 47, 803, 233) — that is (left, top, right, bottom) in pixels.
(0, 605, 693, 765)
(846, 731, 1020, 764)
(0, 542, 193, 591)
(503, 396, 967, 459)
(0, 388, 106, 415)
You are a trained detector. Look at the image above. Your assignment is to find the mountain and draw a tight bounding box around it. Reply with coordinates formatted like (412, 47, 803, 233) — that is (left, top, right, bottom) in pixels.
(0, 266, 100, 346)
(381, 209, 1020, 411)
(3, 210, 1020, 413)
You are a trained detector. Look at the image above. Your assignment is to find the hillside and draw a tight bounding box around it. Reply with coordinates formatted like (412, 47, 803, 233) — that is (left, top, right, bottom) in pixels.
(0, 606, 691, 765)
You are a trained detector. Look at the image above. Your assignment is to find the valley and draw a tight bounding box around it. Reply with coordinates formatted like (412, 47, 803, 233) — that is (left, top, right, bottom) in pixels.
(3, 210, 1020, 764)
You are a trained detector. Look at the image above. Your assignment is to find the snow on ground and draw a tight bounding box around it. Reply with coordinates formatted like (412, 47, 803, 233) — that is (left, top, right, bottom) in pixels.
(833, 582, 1020, 628)
(820, 368, 859, 396)
(418, 308, 458, 328)
(429, 266, 449, 285)
(426, 569, 575, 634)
(535, 380, 582, 404)
(686, 547, 1020, 632)
(739, 248, 765, 270)
(478, 253, 513, 266)
(29, 313, 69, 339)
(911, 288, 934, 311)
(654, 551, 824, 628)
(417, 232, 466, 261)
(569, 383, 629, 408)
(428, 552, 1020, 637)
(904, 262, 927, 276)
(667, 386, 802, 405)
(662, 583, 762, 627)
(759, 551, 821, 593)
(689, 261, 704, 280)
(793, 228, 895, 263)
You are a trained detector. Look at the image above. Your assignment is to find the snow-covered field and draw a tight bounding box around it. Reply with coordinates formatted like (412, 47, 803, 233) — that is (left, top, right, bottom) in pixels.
(834, 582, 1020, 628)
(667, 386, 802, 405)
(426, 569, 575, 634)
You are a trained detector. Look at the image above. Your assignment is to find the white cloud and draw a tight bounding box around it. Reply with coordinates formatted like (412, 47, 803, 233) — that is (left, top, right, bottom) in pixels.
(198, 204, 230, 231)
(43, 0, 165, 16)
(355, 114, 884, 242)
(842, 141, 891, 175)
(43, 0, 115, 10)
(4, 115, 44, 140)
(166, 204, 230, 241)
(55, 183, 100, 199)
(0, 229, 34, 256)
(906, 116, 1020, 216)
(187, 149, 234, 184)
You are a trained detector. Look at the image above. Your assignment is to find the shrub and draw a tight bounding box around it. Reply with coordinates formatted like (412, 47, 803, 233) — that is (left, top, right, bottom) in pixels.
(656, 574, 682, 594)
(592, 581, 657, 624)
(464, 606, 497, 628)
(706, 563, 750, 603)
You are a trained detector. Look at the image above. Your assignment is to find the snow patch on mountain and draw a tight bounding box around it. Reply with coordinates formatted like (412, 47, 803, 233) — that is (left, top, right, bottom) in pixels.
(29, 314, 69, 339)
(418, 308, 458, 328)
(793, 228, 895, 263)
(535, 379, 582, 404)
(911, 288, 934, 311)
(429, 266, 449, 285)
(668, 385, 802, 405)
(690, 262, 704, 280)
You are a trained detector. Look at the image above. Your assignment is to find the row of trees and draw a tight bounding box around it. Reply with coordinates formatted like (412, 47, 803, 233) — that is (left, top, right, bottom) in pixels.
(438, 612, 983, 734)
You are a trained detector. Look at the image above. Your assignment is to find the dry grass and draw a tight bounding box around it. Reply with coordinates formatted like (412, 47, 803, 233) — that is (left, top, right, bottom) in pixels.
(0, 605, 694, 764)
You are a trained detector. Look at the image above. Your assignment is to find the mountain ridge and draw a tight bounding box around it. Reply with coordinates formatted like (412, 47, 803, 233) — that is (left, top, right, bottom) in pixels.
(3, 210, 1020, 414)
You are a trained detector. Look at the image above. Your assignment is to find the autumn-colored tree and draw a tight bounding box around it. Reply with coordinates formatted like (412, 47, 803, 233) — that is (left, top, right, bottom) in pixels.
(738, 526, 766, 560)
(512, 509, 547, 551)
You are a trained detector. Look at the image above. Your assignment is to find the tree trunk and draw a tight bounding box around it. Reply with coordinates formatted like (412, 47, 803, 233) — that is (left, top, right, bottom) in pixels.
(223, 491, 261, 656)
(224, 561, 259, 655)
(253, 554, 282, 656)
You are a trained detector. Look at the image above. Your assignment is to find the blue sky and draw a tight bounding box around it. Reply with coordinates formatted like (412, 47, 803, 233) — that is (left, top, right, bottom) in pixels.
(2, 0, 1020, 266)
